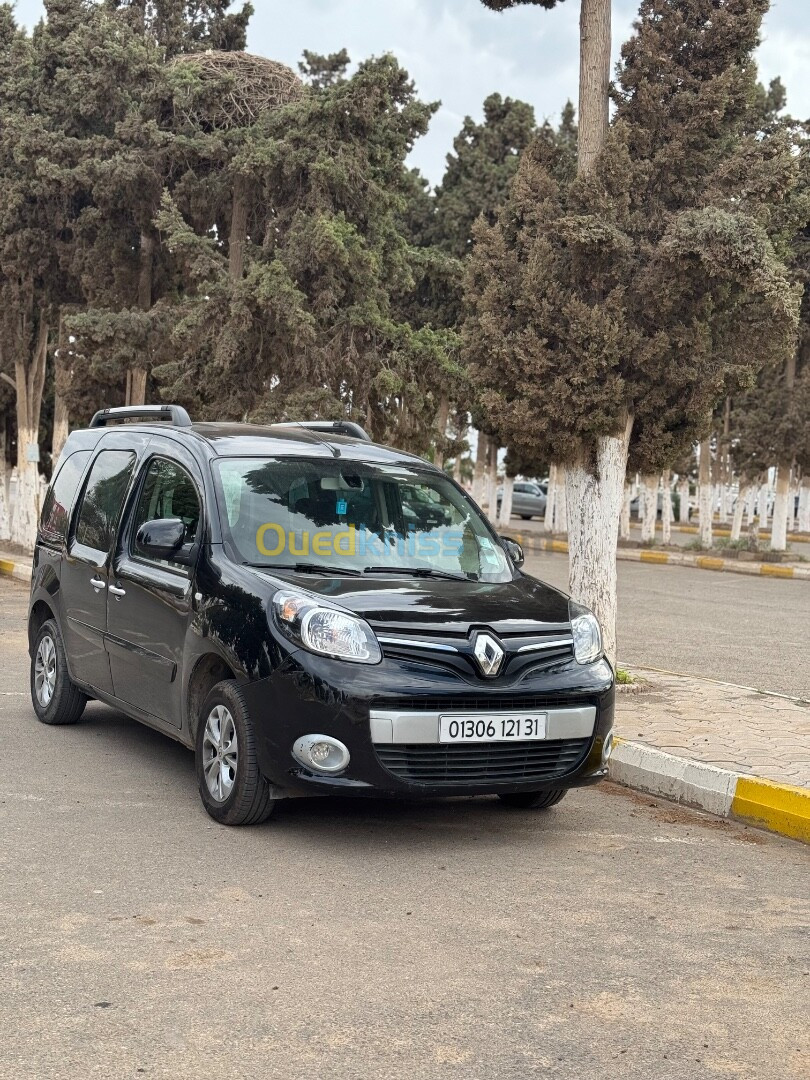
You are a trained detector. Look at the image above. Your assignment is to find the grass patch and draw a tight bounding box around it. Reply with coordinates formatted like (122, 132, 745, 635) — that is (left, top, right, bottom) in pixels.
(616, 668, 636, 685)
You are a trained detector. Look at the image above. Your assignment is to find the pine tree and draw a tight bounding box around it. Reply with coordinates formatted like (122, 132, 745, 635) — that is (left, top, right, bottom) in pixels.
(464, 0, 802, 663)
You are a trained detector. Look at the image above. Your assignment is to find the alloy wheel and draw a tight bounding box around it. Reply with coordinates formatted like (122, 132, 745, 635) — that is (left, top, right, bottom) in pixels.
(202, 705, 239, 802)
(34, 635, 57, 707)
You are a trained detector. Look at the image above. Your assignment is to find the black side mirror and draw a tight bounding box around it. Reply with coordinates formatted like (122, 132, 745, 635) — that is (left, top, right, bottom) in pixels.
(136, 518, 187, 562)
(502, 536, 525, 568)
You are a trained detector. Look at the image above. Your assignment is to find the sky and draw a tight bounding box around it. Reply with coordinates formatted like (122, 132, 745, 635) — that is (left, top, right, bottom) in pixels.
(12, 0, 810, 185)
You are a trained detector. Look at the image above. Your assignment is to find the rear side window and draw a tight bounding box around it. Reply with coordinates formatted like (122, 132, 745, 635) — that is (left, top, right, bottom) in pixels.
(39, 451, 92, 545)
(74, 450, 136, 555)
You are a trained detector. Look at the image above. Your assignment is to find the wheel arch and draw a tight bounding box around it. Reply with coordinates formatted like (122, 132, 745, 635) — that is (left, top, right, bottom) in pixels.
(185, 652, 237, 739)
(28, 598, 56, 655)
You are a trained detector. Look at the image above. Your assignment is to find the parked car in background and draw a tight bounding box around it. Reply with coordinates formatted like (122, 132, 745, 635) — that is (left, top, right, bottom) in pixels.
(497, 481, 548, 520)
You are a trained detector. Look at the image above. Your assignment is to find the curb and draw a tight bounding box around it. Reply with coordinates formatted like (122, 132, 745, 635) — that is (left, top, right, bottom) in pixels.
(508, 533, 810, 580)
(610, 737, 810, 844)
(0, 554, 31, 584)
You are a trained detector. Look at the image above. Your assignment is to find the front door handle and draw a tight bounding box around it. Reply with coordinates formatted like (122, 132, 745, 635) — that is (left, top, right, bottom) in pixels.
(109, 585, 127, 598)
(90, 577, 106, 592)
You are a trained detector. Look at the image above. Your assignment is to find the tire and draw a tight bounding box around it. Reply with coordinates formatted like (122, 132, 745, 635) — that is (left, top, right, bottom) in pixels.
(498, 789, 567, 810)
(520, 515, 532, 520)
(30, 619, 87, 726)
(195, 680, 275, 826)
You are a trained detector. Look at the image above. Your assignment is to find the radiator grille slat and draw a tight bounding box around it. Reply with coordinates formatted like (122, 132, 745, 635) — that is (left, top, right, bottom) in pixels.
(374, 738, 590, 785)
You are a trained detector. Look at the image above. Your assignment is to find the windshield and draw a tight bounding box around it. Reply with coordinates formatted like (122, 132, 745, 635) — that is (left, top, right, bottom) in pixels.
(212, 457, 512, 582)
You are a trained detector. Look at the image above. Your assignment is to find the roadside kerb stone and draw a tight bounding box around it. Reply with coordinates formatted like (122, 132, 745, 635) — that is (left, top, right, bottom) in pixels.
(612, 667, 810, 842)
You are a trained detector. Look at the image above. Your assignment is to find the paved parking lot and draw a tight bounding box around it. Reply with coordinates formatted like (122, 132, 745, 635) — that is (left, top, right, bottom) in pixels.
(1, 576, 808, 1079)
(523, 552, 810, 699)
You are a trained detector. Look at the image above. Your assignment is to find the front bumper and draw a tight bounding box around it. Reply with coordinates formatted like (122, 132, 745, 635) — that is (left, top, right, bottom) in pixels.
(239, 652, 615, 800)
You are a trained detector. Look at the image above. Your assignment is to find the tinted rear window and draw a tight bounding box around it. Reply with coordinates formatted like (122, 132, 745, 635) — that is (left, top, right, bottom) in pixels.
(74, 451, 136, 554)
(39, 451, 92, 546)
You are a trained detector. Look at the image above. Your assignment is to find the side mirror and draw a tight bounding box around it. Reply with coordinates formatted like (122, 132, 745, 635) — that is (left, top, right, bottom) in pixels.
(502, 536, 525, 568)
(135, 518, 188, 562)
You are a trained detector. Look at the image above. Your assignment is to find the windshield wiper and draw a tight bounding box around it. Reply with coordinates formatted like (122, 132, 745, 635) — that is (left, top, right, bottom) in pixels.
(245, 562, 362, 577)
(363, 566, 475, 582)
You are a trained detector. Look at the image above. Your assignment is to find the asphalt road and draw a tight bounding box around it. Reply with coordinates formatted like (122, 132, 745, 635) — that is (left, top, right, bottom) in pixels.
(1, 577, 809, 1079)
(523, 552, 810, 699)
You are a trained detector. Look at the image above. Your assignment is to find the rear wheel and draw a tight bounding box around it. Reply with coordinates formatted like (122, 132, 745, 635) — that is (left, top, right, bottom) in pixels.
(498, 789, 567, 810)
(520, 514, 532, 520)
(30, 619, 87, 726)
(195, 680, 275, 826)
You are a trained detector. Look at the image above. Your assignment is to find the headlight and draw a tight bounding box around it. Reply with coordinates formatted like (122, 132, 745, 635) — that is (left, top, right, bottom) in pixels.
(273, 591, 382, 664)
(569, 603, 603, 665)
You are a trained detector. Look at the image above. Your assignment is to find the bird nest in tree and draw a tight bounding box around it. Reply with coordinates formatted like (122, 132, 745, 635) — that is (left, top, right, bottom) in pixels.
(171, 51, 305, 130)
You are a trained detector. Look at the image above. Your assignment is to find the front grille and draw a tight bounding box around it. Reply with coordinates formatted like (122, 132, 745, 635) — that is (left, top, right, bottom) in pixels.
(374, 738, 590, 785)
(372, 694, 577, 713)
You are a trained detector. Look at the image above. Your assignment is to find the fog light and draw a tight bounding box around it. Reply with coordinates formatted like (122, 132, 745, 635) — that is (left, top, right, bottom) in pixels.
(602, 732, 614, 764)
(292, 735, 351, 775)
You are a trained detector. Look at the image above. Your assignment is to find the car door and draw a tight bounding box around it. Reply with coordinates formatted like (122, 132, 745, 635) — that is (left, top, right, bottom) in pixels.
(59, 445, 138, 693)
(511, 483, 530, 516)
(105, 446, 203, 727)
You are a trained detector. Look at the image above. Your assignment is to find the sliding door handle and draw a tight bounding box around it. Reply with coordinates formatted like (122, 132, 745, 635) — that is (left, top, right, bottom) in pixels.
(90, 577, 106, 592)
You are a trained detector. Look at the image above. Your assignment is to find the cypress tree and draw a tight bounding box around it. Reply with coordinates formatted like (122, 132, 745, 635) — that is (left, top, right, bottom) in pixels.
(464, 0, 802, 662)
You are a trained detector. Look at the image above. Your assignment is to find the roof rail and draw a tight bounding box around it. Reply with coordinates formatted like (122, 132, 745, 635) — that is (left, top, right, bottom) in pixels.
(89, 405, 193, 429)
(273, 420, 372, 443)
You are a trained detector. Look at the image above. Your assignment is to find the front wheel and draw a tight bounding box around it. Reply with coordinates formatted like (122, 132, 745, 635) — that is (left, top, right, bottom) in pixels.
(30, 619, 87, 726)
(498, 789, 567, 810)
(195, 681, 275, 826)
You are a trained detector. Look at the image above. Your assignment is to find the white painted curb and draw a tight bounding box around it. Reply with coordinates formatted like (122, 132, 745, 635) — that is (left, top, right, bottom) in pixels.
(610, 739, 736, 817)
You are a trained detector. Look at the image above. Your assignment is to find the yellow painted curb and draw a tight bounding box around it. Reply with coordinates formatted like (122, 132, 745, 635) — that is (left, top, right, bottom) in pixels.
(0, 558, 16, 576)
(639, 550, 669, 564)
(696, 556, 725, 571)
(760, 564, 794, 579)
(731, 777, 810, 844)
(549, 539, 569, 553)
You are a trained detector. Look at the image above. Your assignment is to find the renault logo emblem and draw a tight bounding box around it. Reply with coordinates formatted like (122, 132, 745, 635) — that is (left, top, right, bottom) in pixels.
(472, 632, 505, 677)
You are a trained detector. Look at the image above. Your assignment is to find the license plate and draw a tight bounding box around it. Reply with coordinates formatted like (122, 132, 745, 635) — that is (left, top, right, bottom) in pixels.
(438, 713, 547, 743)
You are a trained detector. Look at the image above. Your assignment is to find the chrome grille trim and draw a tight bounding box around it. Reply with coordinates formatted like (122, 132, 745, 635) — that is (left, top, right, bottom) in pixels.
(376, 635, 460, 653)
(517, 636, 574, 654)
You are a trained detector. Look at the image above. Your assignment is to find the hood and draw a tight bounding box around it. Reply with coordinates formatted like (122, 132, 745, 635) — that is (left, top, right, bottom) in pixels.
(255, 570, 571, 636)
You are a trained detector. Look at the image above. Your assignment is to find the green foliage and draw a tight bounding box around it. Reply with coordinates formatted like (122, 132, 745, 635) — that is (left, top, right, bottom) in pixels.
(464, 0, 803, 474)
(153, 54, 458, 453)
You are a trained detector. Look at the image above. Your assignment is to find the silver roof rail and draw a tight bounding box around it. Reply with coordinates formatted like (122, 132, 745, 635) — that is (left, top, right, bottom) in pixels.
(89, 405, 193, 429)
(272, 420, 372, 443)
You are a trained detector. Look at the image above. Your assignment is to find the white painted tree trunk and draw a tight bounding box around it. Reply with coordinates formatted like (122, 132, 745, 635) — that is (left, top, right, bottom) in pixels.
(0, 418, 10, 544)
(554, 467, 567, 534)
(471, 432, 488, 505)
(566, 420, 632, 669)
(10, 317, 49, 552)
(797, 477, 810, 534)
(745, 486, 757, 527)
(619, 482, 632, 541)
(789, 481, 799, 533)
(452, 454, 463, 485)
(640, 473, 658, 543)
(498, 475, 514, 529)
(730, 484, 750, 542)
(698, 438, 712, 549)
(661, 470, 672, 546)
(758, 481, 770, 533)
(770, 461, 791, 552)
(543, 463, 556, 532)
(718, 483, 729, 524)
(12, 426, 41, 550)
(484, 440, 498, 519)
(678, 478, 690, 524)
